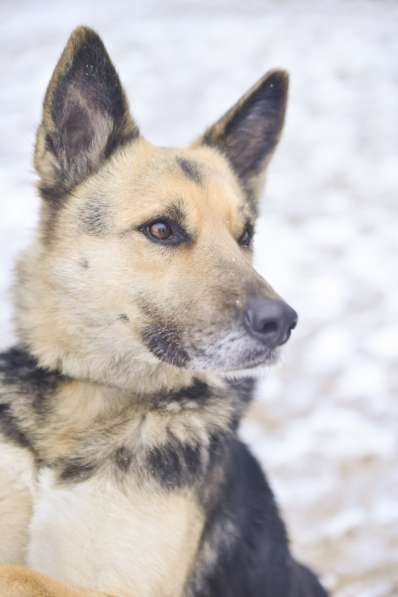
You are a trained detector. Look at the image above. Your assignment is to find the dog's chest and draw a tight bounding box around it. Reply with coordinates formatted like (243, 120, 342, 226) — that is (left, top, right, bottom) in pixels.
(27, 469, 204, 597)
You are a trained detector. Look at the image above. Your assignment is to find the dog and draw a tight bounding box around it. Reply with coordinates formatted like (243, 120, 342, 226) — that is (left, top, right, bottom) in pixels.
(0, 27, 328, 597)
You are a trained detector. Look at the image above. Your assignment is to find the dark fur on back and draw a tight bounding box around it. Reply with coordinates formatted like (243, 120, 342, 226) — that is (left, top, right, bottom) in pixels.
(188, 440, 327, 596)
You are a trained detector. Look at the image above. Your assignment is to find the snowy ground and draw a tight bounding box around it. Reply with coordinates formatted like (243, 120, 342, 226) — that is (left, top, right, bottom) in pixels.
(1, 0, 397, 594)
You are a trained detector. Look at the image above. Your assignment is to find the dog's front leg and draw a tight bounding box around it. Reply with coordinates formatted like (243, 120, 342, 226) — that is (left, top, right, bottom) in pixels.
(0, 566, 116, 597)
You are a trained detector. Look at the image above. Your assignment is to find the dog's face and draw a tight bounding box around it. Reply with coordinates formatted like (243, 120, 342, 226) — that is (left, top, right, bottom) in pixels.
(15, 27, 297, 385)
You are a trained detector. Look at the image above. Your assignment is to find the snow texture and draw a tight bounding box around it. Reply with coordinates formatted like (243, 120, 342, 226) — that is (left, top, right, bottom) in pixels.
(0, 1, 397, 594)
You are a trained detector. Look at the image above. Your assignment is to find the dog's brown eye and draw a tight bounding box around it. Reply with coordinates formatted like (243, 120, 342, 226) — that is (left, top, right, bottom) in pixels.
(149, 221, 172, 241)
(140, 217, 189, 247)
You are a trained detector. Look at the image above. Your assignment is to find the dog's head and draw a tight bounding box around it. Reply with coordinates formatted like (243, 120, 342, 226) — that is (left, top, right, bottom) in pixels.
(15, 27, 297, 387)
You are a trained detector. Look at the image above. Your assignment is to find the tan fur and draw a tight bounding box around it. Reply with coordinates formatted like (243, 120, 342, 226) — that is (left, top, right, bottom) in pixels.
(15, 139, 276, 389)
(0, 566, 113, 597)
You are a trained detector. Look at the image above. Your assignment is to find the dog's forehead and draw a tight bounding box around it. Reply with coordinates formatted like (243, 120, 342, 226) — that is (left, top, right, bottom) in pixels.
(106, 140, 249, 224)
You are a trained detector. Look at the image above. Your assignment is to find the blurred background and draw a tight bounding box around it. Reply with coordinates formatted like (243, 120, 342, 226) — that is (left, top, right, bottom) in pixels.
(0, 1, 397, 595)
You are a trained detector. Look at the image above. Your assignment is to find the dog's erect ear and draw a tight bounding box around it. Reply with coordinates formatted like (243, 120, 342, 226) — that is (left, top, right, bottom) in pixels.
(197, 70, 288, 204)
(35, 27, 139, 201)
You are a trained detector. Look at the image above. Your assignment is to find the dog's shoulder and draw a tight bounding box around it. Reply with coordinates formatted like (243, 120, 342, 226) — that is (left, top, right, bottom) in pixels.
(188, 437, 288, 596)
(191, 437, 328, 596)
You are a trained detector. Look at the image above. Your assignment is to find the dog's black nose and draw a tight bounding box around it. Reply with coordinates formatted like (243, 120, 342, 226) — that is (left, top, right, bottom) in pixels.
(243, 297, 298, 348)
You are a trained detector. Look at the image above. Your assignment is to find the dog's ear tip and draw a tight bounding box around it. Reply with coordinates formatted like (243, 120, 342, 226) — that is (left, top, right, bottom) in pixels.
(263, 69, 290, 94)
(66, 25, 104, 49)
(69, 25, 101, 40)
(268, 68, 289, 80)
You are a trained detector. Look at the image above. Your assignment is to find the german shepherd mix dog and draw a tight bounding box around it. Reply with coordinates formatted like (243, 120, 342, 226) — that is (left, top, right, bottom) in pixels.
(0, 27, 328, 597)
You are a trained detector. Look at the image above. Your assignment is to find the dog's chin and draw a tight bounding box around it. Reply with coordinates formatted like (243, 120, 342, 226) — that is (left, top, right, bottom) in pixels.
(222, 348, 280, 378)
(190, 347, 280, 377)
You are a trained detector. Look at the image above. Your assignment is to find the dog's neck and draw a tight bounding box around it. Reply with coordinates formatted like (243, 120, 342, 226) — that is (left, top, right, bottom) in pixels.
(0, 347, 254, 489)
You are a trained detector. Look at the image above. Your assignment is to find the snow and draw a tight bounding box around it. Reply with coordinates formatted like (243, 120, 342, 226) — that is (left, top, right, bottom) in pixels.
(0, 0, 397, 594)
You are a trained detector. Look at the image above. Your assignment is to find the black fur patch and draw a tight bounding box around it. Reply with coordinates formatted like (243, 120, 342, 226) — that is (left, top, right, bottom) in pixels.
(188, 439, 328, 597)
(142, 324, 189, 368)
(79, 197, 110, 235)
(59, 457, 98, 483)
(39, 181, 70, 204)
(0, 349, 63, 453)
(177, 157, 202, 185)
(133, 376, 231, 489)
(0, 403, 33, 450)
(147, 378, 232, 490)
(0, 348, 60, 389)
(0, 348, 62, 418)
(118, 313, 130, 322)
(114, 446, 133, 472)
(155, 378, 210, 407)
(148, 440, 203, 489)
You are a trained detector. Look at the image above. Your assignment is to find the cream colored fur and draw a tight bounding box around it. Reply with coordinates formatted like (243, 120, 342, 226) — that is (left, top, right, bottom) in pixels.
(28, 470, 203, 597)
(0, 438, 204, 596)
(0, 444, 34, 565)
